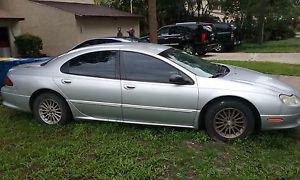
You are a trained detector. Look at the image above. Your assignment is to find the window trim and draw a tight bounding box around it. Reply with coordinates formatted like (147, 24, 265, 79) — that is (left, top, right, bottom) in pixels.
(60, 50, 120, 80)
(120, 51, 194, 85)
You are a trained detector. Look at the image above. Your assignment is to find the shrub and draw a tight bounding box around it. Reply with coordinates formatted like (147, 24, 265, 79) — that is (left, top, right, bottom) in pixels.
(14, 34, 44, 58)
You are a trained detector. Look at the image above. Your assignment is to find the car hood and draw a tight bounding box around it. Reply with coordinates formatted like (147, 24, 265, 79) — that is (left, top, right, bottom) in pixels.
(223, 65, 296, 95)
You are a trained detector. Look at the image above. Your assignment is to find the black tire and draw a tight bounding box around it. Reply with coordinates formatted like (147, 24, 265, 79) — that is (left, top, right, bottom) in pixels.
(196, 48, 207, 56)
(33, 92, 72, 125)
(204, 99, 255, 142)
(183, 43, 195, 55)
(215, 43, 224, 52)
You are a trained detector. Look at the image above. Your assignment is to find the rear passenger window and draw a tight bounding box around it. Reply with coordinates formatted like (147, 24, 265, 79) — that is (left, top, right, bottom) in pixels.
(61, 51, 117, 79)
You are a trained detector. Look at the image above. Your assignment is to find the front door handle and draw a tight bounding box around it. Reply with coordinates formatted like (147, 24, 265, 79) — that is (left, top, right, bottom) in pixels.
(124, 84, 135, 90)
(61, 79, 72, 84)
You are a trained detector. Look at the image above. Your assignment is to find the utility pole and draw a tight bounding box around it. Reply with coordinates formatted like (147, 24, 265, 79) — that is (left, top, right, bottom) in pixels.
(148, 0, 158, 43)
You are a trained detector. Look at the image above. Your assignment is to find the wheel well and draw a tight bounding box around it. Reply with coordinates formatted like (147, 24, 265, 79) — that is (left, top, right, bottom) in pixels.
(29, 89, 68, 112)
(198, 96, 261, 130)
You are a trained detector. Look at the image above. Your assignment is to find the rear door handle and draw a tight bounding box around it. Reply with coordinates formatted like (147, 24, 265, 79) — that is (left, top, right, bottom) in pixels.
(61, 79, 72, 84)
(124, 84, 135, 90)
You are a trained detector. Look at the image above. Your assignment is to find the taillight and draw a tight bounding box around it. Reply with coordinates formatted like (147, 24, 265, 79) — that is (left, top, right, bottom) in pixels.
(4, 76, 13, 86)
(231, 32, 234, 40)
(201, 32, 207, 43)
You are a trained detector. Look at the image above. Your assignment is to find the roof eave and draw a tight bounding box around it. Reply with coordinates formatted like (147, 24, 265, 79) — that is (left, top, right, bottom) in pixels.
(75, 14, 144, 19)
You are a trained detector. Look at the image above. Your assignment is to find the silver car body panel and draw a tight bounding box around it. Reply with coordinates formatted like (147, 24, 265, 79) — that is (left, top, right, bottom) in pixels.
(1, 43, 300, 130)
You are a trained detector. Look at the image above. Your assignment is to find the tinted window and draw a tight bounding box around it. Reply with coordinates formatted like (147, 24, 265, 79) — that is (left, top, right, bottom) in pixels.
(74, 39, 98, 49)
(121, 51, 180, 83)
(61, 51, 117, 79)
(158, 27, 170, 35)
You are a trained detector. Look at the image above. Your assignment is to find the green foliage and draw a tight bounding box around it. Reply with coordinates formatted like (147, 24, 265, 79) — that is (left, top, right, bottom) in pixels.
(14, 34, 44, 58)
(220, 0, 300, 41)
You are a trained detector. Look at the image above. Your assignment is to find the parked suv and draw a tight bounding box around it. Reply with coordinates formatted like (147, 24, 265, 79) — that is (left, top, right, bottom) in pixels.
(140, 22, 217, 55)
(212, 23, 240, 52)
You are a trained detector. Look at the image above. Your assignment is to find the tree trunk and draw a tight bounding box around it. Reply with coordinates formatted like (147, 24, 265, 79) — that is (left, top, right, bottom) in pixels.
(257, 0, 268, 44)
(148, 0, 158, 43)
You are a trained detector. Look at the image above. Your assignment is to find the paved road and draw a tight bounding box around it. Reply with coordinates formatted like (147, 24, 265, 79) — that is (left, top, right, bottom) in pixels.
(203, 52, 300, 64)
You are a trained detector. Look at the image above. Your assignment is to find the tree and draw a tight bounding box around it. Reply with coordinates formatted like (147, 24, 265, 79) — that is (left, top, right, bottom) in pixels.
(148, 0, 158, 43)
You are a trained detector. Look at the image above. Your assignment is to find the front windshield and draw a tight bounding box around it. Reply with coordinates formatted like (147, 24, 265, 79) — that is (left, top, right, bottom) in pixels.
(159, 48, 225, 77)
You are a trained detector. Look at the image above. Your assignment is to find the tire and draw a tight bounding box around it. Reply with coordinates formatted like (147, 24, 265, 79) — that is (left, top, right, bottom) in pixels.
(33, 92, 72, 125)
(214, 43, 224, 52)
(196, 48, 207, 56)
(183, 43, 195, 55)
(204, 99, 255, 141)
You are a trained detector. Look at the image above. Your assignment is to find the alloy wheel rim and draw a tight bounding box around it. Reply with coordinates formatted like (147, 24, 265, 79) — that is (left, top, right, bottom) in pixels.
(213, 108, 246, 139)
(215, 44, 222, 52)
(39, 99, 62, 124)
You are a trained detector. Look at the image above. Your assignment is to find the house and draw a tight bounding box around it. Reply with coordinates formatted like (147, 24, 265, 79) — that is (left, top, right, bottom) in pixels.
(0, 0, 142, 57)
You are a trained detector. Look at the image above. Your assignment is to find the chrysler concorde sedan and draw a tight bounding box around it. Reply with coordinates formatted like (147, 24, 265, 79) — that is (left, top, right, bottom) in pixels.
(1, 43, 300, 141)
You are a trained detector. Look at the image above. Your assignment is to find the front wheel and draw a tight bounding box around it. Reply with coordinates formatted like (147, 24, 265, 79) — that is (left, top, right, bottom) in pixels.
(33, 93, 72, 125)
(214, 43, 224, 52)
(204, 100, 255, 141)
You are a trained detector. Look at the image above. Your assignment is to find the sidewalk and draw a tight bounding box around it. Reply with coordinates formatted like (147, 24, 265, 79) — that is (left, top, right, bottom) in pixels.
(203, 52, 300, 64)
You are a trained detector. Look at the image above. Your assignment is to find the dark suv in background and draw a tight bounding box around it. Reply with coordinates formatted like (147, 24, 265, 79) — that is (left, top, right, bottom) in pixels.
(140, 22, 217, 55)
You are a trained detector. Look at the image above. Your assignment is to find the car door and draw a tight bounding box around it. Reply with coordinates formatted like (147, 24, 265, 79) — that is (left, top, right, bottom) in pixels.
(168, 26, 183, 47)
(55, 50, 122, 121)
(157, 26, 171, 45)
(120, 51, 199, 127)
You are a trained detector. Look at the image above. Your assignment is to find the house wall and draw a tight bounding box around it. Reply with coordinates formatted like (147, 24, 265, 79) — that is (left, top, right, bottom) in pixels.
(0, 0, 140, 56)
(76, 17, 140, 42)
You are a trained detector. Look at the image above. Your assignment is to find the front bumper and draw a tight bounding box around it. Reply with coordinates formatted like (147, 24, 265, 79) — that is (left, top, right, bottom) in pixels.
(261, 113, 300, 130)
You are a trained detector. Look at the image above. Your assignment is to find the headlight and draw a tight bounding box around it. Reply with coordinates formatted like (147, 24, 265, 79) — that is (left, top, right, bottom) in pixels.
(279, 94, 300, 105)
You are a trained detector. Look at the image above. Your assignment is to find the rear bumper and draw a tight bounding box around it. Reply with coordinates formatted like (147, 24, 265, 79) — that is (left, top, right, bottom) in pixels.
(1, 88, 31, 112)
(261, 113, 300, 130)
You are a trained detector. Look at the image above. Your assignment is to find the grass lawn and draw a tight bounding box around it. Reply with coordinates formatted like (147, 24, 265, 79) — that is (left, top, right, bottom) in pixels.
(0, 104, 300, 179)
(213, 60, 300, 76)
(1, 61, 300, 179)
(236, 37, 300, 53)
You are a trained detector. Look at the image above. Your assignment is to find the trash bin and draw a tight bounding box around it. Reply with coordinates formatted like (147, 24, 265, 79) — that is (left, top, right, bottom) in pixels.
(0, 57, 53, 88)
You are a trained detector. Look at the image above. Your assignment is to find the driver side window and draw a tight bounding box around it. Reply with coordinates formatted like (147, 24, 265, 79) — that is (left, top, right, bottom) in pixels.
(121, 51, 193, 84)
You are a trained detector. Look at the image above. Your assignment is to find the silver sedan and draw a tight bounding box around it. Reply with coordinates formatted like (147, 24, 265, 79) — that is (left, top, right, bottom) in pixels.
(1, 43, 300, 141)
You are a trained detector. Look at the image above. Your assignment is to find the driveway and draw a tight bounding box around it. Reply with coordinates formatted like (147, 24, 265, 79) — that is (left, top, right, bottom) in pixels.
(203, 52, 300, 64)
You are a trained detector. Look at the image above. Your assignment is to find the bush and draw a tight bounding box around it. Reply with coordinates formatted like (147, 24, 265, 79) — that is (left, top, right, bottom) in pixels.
(14, 34, 44, 58)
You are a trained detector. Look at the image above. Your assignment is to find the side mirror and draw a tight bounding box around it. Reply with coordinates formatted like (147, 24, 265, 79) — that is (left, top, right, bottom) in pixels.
(169, 74, 188, 85)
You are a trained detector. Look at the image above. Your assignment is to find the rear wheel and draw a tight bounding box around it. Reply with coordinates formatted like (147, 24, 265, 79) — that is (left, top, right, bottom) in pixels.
(33, 93, 71, 125)
(204, 99, 255, 141)
(183, 43, 195, 55)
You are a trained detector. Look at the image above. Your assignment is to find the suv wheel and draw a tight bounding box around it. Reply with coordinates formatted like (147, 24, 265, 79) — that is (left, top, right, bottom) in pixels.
(215, 43, 224, 52)
(183, 43, 194, 55)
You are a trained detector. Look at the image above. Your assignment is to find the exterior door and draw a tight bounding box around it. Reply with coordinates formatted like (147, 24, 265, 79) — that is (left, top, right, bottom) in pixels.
(120, 51, 198, 127)
(0, 27, 11, 57)
(55, 50, 122, 121)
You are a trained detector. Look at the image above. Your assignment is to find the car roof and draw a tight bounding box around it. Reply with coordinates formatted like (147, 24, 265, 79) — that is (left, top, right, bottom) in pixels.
(81, 37, 132, 42)
(69, 43, 170, 55)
